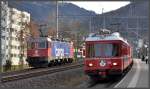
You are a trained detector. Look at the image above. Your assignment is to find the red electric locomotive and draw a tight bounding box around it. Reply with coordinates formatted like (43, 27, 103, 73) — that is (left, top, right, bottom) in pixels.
(84, 31, 133, 79)
(26, 36, 74, 68)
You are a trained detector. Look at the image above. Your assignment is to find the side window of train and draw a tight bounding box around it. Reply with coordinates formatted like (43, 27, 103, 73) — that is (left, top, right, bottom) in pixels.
(27, 42, 34, 49)
(38, 41, 46, 48)
(86, 44, 94, 58)
(122, 44, 127, 55)
(86, 44, 90, 57)
(112, 44, 119, 56)
(31, 42, 34, 49)
(46, 41, 49, 48)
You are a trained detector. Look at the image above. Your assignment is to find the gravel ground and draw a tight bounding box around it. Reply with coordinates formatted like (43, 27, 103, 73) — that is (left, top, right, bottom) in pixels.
(0, 67, 87, 88)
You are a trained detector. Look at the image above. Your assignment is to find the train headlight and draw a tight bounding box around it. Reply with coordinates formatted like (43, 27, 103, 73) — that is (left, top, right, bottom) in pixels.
(100, 60, 106, 67)
(113, 62, 117, 66)
(88, 63, 93, 67)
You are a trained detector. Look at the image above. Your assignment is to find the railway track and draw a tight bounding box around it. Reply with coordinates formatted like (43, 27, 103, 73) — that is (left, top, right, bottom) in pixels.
(1, 68, 36, 76)
(1, 62, 83, 83)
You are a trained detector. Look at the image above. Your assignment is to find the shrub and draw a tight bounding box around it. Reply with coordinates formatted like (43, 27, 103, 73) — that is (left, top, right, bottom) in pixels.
(4, 60, 12, 71)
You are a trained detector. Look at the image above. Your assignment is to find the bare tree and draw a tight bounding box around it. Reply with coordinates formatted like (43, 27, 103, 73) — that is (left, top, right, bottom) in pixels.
(47, 27, 57, 37)
(16, 18, 40, 69)
(29, 21, 40, 38)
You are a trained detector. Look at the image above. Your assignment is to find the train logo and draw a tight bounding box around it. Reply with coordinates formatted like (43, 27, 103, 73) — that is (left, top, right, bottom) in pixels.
(99, 60, 107, 67)
(55, 48, 64, 57)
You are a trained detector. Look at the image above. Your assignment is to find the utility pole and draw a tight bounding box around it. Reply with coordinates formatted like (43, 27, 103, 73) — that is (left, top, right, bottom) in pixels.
(0, 2, 2, 72)
(56, 0, 59, 38)
(136, 16, 139, 46)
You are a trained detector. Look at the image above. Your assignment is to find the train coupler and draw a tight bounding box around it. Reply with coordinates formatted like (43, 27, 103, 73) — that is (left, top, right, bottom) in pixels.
(98, 71, 107, 78)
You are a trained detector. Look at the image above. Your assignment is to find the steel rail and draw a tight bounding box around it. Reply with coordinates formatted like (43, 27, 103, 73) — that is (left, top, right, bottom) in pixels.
(1, 62, 83, 82)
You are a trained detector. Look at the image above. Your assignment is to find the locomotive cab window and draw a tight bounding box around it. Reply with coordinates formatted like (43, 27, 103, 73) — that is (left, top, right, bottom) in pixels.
(27, 42, 35, 49)
(86, 44, 94, 57)
(38, 41, 47, 48)
(112, 44, 119, 56)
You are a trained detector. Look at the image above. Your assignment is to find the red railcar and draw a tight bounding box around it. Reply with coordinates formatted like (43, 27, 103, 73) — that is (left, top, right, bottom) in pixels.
(84, 32, 133, 79)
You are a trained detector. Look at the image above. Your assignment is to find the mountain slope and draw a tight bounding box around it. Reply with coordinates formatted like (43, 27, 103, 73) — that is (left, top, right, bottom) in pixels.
(8, 1, 148, 43)
(8, 1, 96, 22)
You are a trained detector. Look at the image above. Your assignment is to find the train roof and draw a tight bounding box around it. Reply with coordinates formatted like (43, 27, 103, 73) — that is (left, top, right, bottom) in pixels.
(85, 32, 129, 45)
(27, 36, 72, 43)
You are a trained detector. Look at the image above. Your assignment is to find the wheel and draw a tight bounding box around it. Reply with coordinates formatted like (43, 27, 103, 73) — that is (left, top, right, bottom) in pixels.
(63, 58, 66, 64)
(53, 60, 57, 66)
(58, 59, 62, 65)
(48, 62, 52, 67)
(68, 58, 73, 63)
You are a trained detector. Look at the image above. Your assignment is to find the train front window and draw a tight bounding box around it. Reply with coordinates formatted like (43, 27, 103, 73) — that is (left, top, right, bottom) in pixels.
(38, 41, 47, 48)
(87, 44, 94, 57)
(27, 42, 35, 49)
(87, 43, 119, 57)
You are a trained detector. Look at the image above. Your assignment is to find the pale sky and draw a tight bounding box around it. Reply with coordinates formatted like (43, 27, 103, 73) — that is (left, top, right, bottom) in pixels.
(68, 1, 131, 14)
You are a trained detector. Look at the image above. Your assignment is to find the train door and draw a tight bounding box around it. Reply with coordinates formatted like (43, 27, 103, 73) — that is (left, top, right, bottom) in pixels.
(128, 46, 132, 64)
(121, 43, 128, 69)
(47, 41, 51, 59)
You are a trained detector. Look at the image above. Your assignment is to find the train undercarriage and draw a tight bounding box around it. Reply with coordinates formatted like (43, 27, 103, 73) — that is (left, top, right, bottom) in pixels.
(26, 57, 74, 68)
